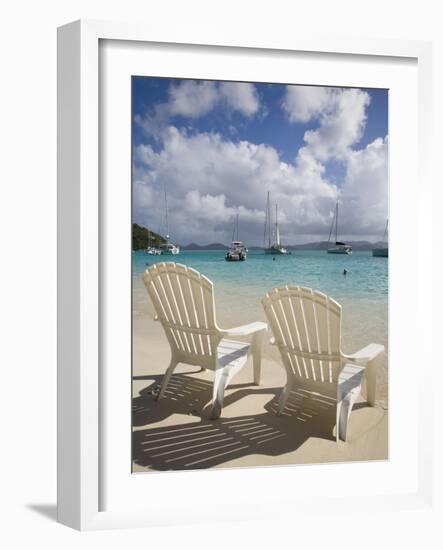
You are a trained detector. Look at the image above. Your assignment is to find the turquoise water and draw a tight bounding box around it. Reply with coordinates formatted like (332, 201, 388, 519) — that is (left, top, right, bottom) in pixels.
(133, 249, 388, 357)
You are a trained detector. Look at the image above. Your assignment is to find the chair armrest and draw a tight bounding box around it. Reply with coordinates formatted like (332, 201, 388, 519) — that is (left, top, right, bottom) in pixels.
(342, 343, 384, 364)
(221, 321, 267, 337)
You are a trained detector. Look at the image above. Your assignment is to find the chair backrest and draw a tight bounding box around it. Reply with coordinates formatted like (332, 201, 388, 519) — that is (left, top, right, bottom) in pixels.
(143, 262, 221, 365)
(262, 286, 342, 383)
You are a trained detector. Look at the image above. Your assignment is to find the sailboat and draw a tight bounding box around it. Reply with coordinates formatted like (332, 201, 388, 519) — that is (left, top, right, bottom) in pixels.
(146, 247, 161, 255)
(327, 201, 352, 254)
(144, 228, 161, 255)
(372, 220, 388, 257)
(145, 240, 161, 255)
(225, 212, 247, 261)
(159, 187, 180, 255)
(264, 192, 288, 255)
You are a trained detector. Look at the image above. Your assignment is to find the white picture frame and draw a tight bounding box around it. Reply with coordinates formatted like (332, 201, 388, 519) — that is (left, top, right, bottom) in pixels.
(57, 19, 433, 531)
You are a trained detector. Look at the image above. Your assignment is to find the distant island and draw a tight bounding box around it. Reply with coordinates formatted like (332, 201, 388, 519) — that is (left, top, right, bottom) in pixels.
(175, 240, 388, 251)
(132, 223, 387, 251)
(287, 240, 388, 251)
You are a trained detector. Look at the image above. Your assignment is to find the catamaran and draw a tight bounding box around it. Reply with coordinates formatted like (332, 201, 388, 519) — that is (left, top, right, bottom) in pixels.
(145, 246, 161, 255)
(327, 201, 352, 254)
(225, 212, 247, 261)
(372, 219, 388, 257)
(159, 187, 180, 255)
(144, 231, 161, 255)
(264, 192, 288, 255)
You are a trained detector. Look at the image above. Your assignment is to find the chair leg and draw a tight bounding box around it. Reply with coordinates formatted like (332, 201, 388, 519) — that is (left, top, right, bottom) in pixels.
(336, 391, 359, 442)
(210, 367, 230, 420)
(251, 331, 264, 385)
(336, 399, 350, 442)
(156, 360, 178, 400)
(210, 355, 247, 419)
(365, 354, 382, 407)
(277, 380, 293, 416)
(336, 400, 342, 442)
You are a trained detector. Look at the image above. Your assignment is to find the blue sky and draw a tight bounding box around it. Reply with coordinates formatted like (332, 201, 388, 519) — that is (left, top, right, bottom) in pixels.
(132, 77, 388, 245)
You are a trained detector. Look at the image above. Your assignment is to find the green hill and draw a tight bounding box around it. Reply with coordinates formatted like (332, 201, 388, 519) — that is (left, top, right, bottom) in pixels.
(132, 223, 166, 250)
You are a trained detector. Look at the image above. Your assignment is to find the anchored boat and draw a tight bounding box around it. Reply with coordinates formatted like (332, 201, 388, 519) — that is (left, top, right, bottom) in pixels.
(327, 201, 352, 254)
(144, 231, 161, 255)
(264, 192, 288, 255)
(145, 247, 161, 255)
(372, 220, 388, 257)
(159, 241, 180, 255)
(159, 187, 180, 255)
(225, 213, 247, 261)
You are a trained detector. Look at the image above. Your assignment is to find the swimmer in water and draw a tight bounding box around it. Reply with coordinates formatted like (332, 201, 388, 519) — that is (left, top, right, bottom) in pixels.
(343, 268, 348, 276)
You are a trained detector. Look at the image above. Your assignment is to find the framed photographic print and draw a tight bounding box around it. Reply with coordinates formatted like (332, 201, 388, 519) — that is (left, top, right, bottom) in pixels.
(131, 75, 389, 473)
(57, 20, 433, 530)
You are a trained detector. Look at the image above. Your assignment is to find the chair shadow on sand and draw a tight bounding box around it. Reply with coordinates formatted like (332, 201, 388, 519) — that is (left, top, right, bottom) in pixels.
(132, 370, 368, 471)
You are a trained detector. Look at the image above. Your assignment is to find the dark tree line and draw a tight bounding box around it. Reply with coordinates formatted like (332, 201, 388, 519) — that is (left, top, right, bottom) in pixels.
(132, 223, 166, 250)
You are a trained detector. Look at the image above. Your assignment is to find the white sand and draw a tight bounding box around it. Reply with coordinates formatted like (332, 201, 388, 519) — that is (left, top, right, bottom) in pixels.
(132, 291, 388, 472)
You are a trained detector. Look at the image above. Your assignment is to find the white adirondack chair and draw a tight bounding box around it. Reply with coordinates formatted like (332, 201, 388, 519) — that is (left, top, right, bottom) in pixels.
(143, 262, 267, 419)
(261, 286, 384, 442)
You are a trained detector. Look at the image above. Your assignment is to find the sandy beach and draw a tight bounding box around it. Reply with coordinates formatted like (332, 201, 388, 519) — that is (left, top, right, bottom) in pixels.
(132, 280, 388, 472)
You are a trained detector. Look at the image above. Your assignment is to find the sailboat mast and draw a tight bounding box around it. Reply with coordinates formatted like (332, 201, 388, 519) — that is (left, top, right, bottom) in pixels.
(268, 195, 271, 247)
(263, 195, 267, 248)
(164, 188, 169, 240)
(275, 203, 280, 246)
(236, 212, 239, 241)
(264, 192, 272, 248)
(327, 208, 334, 246)
(335, 202, 338, 243)
(383, 219, 388, 241)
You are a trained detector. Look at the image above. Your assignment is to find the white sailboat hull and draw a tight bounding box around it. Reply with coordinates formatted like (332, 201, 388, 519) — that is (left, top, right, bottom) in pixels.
(372, 248, 388, 257)
(327, 247, 352, 255)
(225, 253, 246, 261)
(327, 202, 351, 255)
(160, 244, 180, 255)
(225, 240, 247, 261)
(264, 194, 288, 255)
(264, 246, 288, 255)
(145, 247, 162, 255)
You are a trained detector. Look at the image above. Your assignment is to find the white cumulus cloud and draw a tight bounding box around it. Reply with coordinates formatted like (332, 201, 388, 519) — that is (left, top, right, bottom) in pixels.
(133, 126, 337, 244)
(168, 80, 219, 118)
(284, 86, 370, 162)
(135, 80, 261, 139)
(133, 83, 387, 245)
(304, 89, 370, 162)
(339, 137, 389, 237)
(219, 82, 260, 117)
(282, 85, 333, 123)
